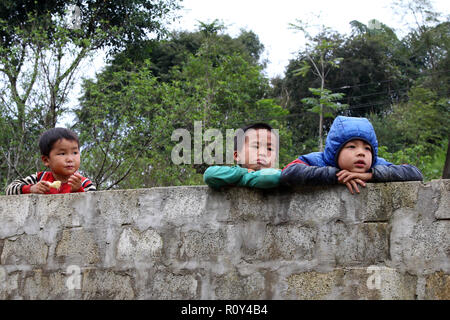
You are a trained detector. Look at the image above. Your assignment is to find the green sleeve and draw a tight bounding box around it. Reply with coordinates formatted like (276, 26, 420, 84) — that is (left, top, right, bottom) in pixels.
(238, 168, 281, 189)
(203, 166, 248, 189)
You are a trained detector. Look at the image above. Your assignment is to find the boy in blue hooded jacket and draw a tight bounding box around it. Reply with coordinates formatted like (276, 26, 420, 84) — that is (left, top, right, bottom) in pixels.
(280, 116, 423, 194)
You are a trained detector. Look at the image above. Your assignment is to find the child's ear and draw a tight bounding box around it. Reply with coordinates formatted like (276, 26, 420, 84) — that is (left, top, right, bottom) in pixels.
(234, 151, 240, 163)
(41, 155, 50, 167)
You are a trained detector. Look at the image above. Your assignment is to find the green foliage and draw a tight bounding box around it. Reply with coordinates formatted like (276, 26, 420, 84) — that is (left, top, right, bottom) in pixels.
(378, 140, 448, 181)
(301, 88, 347, 118)
(372, 85, 449, 181)
(0, 0, 180, 192)
(74, 25, 292, 189)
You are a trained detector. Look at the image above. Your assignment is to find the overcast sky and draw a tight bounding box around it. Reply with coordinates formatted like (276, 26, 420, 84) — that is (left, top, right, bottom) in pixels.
(170, 0, 450, 78)
(58, 0, 449, 126)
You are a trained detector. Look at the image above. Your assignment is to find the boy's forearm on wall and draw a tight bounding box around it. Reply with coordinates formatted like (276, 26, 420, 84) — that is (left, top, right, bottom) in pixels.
(280, 164, 339, 186)
(371, 164, 423, 182)
(240, 169, 281, 189)
(5, 175, 36, 195)
(203, 166, 247, 189)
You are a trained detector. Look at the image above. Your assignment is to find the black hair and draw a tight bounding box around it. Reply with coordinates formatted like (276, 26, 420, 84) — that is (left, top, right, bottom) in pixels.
(39, 127, 79, 156)
(233, 123, 276, 152)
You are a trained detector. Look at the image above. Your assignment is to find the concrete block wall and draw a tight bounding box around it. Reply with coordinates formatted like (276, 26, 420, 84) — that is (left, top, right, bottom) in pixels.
(0, 180, 449, 300)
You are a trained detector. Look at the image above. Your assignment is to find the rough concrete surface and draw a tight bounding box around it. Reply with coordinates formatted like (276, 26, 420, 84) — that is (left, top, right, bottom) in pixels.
(0, 180, 449, 300)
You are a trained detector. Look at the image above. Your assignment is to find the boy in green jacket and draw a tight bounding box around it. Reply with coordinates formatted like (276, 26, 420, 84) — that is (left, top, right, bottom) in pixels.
(203, 123, 281, 189)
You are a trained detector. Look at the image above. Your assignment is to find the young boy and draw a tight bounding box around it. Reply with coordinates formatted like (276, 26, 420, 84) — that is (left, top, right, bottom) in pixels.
(280, 116, 423, 194)
(6, 127, 96, 195)
(203, 123, 281, 189)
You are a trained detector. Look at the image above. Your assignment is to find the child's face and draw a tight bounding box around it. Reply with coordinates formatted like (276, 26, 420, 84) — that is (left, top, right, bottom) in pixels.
(234, 128, 278, 171)
(42, 138, 80, 181)
(337, 139, 372, 173)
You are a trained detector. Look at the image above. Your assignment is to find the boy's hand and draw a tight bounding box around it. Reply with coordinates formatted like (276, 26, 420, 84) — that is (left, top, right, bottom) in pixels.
(336, 170, 373, 195)
(30, 181, 51, 194)
(337, 170, 373, 184)
(247, 169, 255, 173)
(68, 172, 83, 192)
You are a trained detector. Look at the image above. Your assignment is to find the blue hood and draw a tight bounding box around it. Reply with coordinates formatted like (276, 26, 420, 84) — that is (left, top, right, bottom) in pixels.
(300, 116, 391, 168)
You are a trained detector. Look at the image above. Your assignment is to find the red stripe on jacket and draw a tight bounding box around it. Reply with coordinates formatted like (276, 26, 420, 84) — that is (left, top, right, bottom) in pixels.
(282, 158, 309, 171)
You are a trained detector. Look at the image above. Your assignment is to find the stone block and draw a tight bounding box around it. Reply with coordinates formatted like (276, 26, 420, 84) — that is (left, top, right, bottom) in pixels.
(55, 228, 100, 265)
(0, 195, 33, 238)
(319, 221, 389, 267)
(82, 268, 135, 299)
(424, 272, 450, 300)
(433, 180, 450, 219)
(178, 229, 226, 261)
(34, 193, 83, 229)
(360, 183, 393, 222)
(1, 234, 48, 265)
(116, 227, 163, 262)
(137, 187, 210, 228)
(213, 270, 265, 299)
(287, 186, 341, 225)
(341, 266, 417, 300)
(149, 271, 198, 299)
(285, 267, 416, 300)
(95, 190, 141, 226)
(22, 269, 68, 299)
(390, 209, 450, 273)
(0, 267, 20, 299)
(285, 270, 344, 299)
(247, 224, 317, 261)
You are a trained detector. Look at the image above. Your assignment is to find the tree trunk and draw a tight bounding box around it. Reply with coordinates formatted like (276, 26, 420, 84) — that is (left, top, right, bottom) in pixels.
(319, 76, 325, 152)
(443, 140, 450, 179)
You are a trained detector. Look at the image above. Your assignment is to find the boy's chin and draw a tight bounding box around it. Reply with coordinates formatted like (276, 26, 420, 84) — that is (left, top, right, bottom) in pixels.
(246, 164, 272, 171)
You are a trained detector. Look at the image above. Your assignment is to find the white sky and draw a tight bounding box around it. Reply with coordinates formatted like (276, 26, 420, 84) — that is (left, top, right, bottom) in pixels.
(170, 0, 450, 78)
(57, 0, 449, 126)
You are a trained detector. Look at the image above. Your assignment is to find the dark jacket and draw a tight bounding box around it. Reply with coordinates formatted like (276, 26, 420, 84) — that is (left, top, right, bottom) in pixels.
(281, 116, 423, 186)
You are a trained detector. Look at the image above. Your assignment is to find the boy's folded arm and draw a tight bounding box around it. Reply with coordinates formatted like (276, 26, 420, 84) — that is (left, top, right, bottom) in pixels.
(371, 164, 423, 182)
(203, 166, 248, 189)
(239, 168, 281, 189)
(76, 178, 96, 192)
(280, 163, 339, 186)
(81, 180, 96, 192)
(5, 173, 38, 195)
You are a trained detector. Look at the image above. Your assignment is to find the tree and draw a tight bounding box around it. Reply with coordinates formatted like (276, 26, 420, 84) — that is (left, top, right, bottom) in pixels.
(103, 22, 265, 83)
(75, 25, 293, 189)
(371, 86, 449, 181)
(73, 59, 201, 190)
(443, 141, 450, 179)
(301, 88, 347, 129)
(0, 0, 180, 190)
(289, 20, 345, 151)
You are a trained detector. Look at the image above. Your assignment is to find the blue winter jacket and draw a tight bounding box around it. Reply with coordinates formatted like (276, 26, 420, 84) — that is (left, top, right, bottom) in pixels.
(281, 116, 423, 186)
